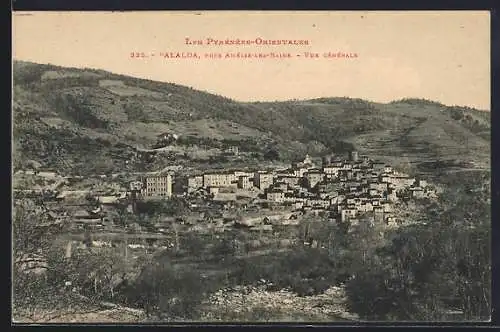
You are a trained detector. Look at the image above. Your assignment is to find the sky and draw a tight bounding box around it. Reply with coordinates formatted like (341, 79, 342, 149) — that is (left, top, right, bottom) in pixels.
(12, 11, 491, 110)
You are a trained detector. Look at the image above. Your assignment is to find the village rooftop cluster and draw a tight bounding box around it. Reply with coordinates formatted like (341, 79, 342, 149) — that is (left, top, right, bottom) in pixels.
(135, 150, 437, 228)
(13, 149, 439, 256)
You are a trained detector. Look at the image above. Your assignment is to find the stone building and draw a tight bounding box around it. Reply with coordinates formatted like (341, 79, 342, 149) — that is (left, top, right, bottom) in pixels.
(142, 174, 173, 198)
(254, 172, 274, 190)
(203, 172, 237, 188)
(267, 190, 285, 203)
(305, 170, 324, 189)
(187, 175, 203, 192)
(237, 175, 253, 189)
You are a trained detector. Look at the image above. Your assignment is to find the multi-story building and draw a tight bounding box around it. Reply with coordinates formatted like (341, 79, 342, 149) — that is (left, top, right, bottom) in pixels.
(341, 208, 357, 223)
(323, 166, 341, 177)
(305, 199, 330, 209)
(237, 175, 253, 189)
(342, 163, 353, 170)
(203, 172, 237, 188)
(305, 171, 324, 189)
(254, 172, 274, 190)
(267, 190, 285, 203)
(187, 175, 203, 192)
(142, 174, 173, 198)
(276, 175, 300, 187)
(369, 182, 388, 192)
(234, 171, 254, 178)
(358, 201, 374, 212)
(129, 181, 143, 192)
(349, 151, 359, 162)
(383, 172, 400, 183)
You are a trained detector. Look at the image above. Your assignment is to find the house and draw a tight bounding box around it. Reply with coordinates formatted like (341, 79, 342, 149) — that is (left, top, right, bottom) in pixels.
(276, 175, 300, 186)
(389, 176, 415, 189)
(292, 167, 309, 178)
(387, 190, 398, 202)
(381, 173, 392, 183)
(410, 187, 424, 199)
(340, 208, 357, 222)
(187, 175, 203, 192)
(323, 166, 340, 177)
(349, 185, 359, 192)
(346, 197, 356, 205)
(292, 154, 316, 169)
(224, 146, 239, 156)
(98, 195, 124, 205)
(293, 201, 304, 209)
(305, 171, 324, 189)
(309, 208, 327, 216)
(272, 182, 289, 192)
(369, 182, 388, 192)
(267, 190, 285, 203)
(234, 171, 254, 178)
(309, 199, 330, 209)
(382, 201, 393, 212)
(129, 181, 143, 192)
(359, 202, 374, 212)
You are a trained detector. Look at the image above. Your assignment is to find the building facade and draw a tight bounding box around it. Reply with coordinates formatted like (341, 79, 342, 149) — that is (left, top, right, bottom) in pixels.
(142, 174, 173, 198)
(254, 172, 274, 190)
(237, 175, 253, 189)
(187, 175, 203, 192)
(305, 171, 324, 189)
(203, 173, 237, 188)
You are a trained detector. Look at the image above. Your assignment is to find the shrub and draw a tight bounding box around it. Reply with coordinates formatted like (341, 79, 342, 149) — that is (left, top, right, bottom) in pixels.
(124, 260, 205, 319)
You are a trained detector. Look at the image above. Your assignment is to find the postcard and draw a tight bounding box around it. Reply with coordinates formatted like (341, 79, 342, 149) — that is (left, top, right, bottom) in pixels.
(11, 11, 491, 323)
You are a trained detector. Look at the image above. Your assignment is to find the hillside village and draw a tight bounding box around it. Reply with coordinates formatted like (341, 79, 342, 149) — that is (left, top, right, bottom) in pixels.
(13, 145, 440, 256)
(11, 61, 490, 323)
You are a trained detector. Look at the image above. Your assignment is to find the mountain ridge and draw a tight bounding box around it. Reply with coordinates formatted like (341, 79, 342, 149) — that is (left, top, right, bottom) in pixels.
(12, 60, 490, 179)
(13, 60, 490, 111)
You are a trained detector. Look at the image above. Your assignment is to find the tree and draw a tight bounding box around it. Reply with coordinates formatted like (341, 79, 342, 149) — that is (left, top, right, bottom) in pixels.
(13, 199, 56, 255)
(345, 221, 490, 321)
(125, 260, 205, 319)
(263, 147, 280, 161)
(343, 170, 491, 321)
(12, 199, 74, 320)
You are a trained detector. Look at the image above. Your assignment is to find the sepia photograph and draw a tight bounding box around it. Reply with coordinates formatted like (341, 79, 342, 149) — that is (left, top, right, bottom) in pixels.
(11, 11, 491, 323)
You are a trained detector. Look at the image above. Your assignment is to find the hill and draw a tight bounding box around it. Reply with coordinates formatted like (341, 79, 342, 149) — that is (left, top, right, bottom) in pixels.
(12, 61, 490, 180)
